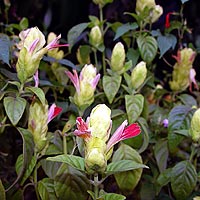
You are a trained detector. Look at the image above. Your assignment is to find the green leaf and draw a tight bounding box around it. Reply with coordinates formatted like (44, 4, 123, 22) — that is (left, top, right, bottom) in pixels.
(157, 168, 172, 187)
(106, 159, 148, 176)
(15, 154, 37, 185)
(180, 0, 189, 4)
(54, 164, 89, 200)
(103, 74, 122, 104)
(41, 160, 62, 179)
(0, 34, 10, 66)
(157, 34, 177, 58)
(7, 128, 34, 190)
(38, 178, 57, 200)
(154, 139, 168, 172)
(111, 144, 145, 191)
(114, 23, 138, 40)
(137, 35, 158, 63)
(123, 117, 149, 152)
(19, 17, 29, 30)
(25, 87, 46, 105)
(3, 96, 26, 126)
(127, 48, 140, 67)
(178, 94, 197, 107)
(98, 193, 126, 200)
(0, 179, 6, 200)
(67, 23, 89, 49)
(168, 105, 194, 152)
(125, 94, 144, 123)
(171, 161, 197, 200)
(47, 154, 85, 172)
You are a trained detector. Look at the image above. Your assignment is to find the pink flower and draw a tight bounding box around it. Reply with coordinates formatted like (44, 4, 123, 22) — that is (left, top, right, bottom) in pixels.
(46, 34, 69, 50)
(66, 69, 80, 94)
(74, 117, 141, 153)
(74, 117, 91, 139)
(47, 103, 62, 123)
(106, 120, 141, 152)
(189, 68, 199, 92)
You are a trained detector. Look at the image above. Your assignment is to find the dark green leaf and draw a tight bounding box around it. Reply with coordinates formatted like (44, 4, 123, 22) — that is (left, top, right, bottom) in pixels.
(171, 161, 197, 200)
(127, 48, 140, 67)
(98, 193, 126, 200)
(154, 139, 168, 172)
(15, 155, 37, 185)
(137, 35, 158, 63)
(114, 23, 138, 40)
(157, 34, 177, 58)
(7, 128, 34, 190)
(111, 144, 145, 191)
(168, 105, 194, 152)
(180, 0, 189, 4)
(157, 168, 172, 187)
(38, 178, 57, 200)
(0, 34, 10, 66)
(41, 160, 61, 179)
(103, 75, 122, 104)
(54, 164, 89, 200)
(43, 56, 77, 70)
(0, 179, 6, 200)
(125, 94, 144, 123)
(47, 154, 85, 172)
(25, 87, 45, 105)
(178, 94, 197, 107)
(3, 96, 26, 126)
(106, 159, 148, 176)
(67, 23, 89, 49)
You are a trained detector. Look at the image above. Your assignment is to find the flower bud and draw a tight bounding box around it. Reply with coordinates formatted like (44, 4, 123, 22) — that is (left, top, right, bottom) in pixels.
(89, 104, 111, 141)
(170, 48, 196, 91)
(131, 61, 147, 90)
(189, 109, 200, 142)
(66, 64, 100, 108)
(136, 0, 163, 23)
(28, 99, 48, 152)
(151, 5, 163, 23)
(85, 137, 107, 174)
(89, 26, 103, 49)
(110, 42, 125, 73)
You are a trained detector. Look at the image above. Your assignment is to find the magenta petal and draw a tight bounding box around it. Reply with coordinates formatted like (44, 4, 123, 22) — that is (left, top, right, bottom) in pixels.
(65, 70, 80, 94)
(29, 39, 39, 53)
(91, 73, 100, 89)
(74, 117, 91, 139)
(33, 70, 39, 87)
(47, 103, 62, 123)
(106, 120, 141, 152)
(46, 34, 69, 50)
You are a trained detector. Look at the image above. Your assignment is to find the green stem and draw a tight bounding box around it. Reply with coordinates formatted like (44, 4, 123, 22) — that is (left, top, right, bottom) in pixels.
(33, 153, 40, 200)
(94, 174, 99, 200)
(99, 5, 106, 75)
(63, 134, 67, 155)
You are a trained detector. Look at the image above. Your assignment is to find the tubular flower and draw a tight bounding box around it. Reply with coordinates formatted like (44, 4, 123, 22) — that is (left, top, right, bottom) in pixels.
(136, 0, 163, 24)
(65, 64, 100, 108)
(165, 12, 174, 28)
(28, 99, 62, 152)
(74, 104, 141, 174)
(169, 48, 196, 92)
(16, 27, 68, 84)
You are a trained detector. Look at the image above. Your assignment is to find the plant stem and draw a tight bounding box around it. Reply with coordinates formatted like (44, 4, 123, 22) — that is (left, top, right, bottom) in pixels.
(33, 153, 40, 200)
(63, 134, 67, 155)
(99, 5, 106, 75)
(94, 173, 99, 200)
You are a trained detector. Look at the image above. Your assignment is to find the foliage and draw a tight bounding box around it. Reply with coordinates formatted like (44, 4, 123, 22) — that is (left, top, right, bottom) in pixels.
(0, 0, 200, 200)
